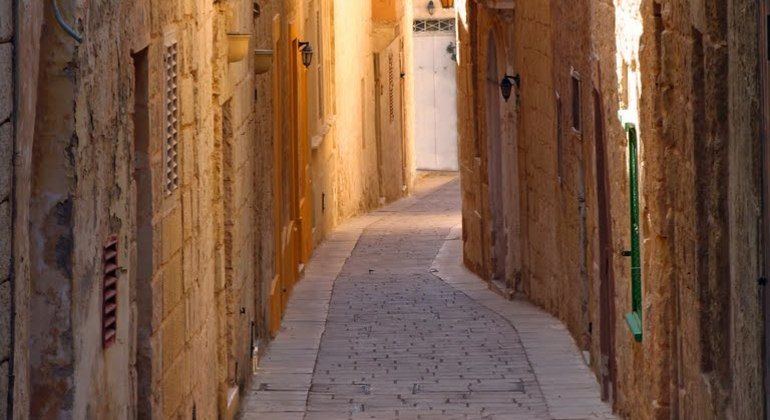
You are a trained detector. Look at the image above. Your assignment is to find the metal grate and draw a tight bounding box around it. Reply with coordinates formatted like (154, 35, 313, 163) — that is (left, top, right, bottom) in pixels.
(413, 19, 456, 33)
(164, 43, 180, 195)
(102, 236, 119, 348)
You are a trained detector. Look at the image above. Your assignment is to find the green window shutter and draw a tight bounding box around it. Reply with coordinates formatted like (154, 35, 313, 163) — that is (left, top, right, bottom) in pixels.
(624, 123, 643, 342)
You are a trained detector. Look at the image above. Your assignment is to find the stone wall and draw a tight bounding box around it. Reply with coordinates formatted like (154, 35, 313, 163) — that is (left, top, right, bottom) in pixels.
(290, 0, 415, 246)
(6, 0, 415, 417)
(11, 0, 43, 417)
(10, 0, 266, 417)
(459, 0, 597, 357)
(459, 0, 766, 418)
(589, 1, 764, 417)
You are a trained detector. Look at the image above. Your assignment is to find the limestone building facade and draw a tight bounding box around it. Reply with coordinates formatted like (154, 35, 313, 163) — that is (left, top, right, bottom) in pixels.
(457, 0, 766, 418)
(3, 0, 415, 418)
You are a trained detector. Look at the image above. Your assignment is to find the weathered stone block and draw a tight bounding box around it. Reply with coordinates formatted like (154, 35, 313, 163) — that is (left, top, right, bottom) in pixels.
(0, 0, 11, 42)
(161, 303, 185, 376)
(162, 351, 186, 419)
(0, 122, 12, 200)
(0, 43, 11, 123)
(162, 252, 183, 319)
(0, 280, 9, 361)
(180, 76, 194, 127)
(160, 206, 183, 264)
(152, 277, 163, 333)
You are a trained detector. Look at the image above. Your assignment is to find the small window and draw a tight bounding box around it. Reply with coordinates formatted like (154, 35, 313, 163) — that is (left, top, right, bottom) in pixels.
(571, 69, 581, 132)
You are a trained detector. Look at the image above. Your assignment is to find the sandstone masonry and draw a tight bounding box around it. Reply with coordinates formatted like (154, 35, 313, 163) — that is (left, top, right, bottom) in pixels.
(457, 0, 766, 418)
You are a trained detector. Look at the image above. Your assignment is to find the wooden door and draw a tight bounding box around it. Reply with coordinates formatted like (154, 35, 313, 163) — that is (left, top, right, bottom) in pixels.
(594, 89, 615, 402)
(269, 22, 313, 337)
(376, 36, 406, 201)
(293, 34, 313, 264)
(269, 15, 287, 336)
(485, 32, 506, 281)
(399, 38, 409, 189)
(414, 32, 459, 171)
(760, 1, 770, 416)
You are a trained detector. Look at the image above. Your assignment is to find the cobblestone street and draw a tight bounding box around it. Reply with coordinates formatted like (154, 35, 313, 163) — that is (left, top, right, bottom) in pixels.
(241, 176, 613, 419)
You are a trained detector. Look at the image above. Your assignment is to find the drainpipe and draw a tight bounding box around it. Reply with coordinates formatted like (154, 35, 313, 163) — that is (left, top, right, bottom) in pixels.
(51, 0, 82, 43)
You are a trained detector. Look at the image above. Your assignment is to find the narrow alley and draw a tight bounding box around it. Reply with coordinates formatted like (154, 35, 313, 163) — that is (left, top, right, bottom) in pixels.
(3, 0, 770, 418)
(241, 175, 613, 419)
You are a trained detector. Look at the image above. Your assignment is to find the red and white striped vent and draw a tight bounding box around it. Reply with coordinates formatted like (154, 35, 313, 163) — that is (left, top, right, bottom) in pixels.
(102, 236, 119, 348)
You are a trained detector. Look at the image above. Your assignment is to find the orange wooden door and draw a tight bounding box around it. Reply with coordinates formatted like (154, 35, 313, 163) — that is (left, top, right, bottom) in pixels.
(290, 25, 313, 264)
(269, 15, 286, 337)
(269, 22, 314, 336)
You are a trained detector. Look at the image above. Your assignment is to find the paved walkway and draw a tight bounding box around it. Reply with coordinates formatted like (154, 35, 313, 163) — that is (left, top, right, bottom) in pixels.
(240, 175, 614, 419)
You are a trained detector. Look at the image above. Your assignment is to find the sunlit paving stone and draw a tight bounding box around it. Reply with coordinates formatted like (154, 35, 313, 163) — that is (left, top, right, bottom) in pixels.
(241, 176, 613, 419)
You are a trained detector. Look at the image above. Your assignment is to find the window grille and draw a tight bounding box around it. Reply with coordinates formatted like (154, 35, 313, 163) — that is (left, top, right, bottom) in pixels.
(413, 19, 456, 33)
(164, 43, 180, 195)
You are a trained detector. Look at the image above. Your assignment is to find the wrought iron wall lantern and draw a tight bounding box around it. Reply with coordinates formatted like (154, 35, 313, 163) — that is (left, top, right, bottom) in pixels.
(440, 0, 455, 8)
(500, 74, 521, 102)
(299, 41, 314, 68)
(427, 0, 436, 15)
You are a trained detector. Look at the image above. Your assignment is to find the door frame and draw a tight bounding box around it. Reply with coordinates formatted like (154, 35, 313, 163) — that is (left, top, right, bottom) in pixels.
(485, 30, 506, 282)
(269, 21, 313, 337)
(375, 35, 407, 200)
(292, 24, 313, 264)
(131, 46, 153, 419)
(593, 88, 616, 402)
(399, 38, 408, 190)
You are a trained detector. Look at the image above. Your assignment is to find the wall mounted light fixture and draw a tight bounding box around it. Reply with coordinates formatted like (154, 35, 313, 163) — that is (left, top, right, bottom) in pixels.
(254, 49, 273, 74)
(440, 0, 454, 8)
(427, 0, 436, 15)
(299, 42, 314, 68)
(227, 34, 251, 63)
(500, 74, 521, 102)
